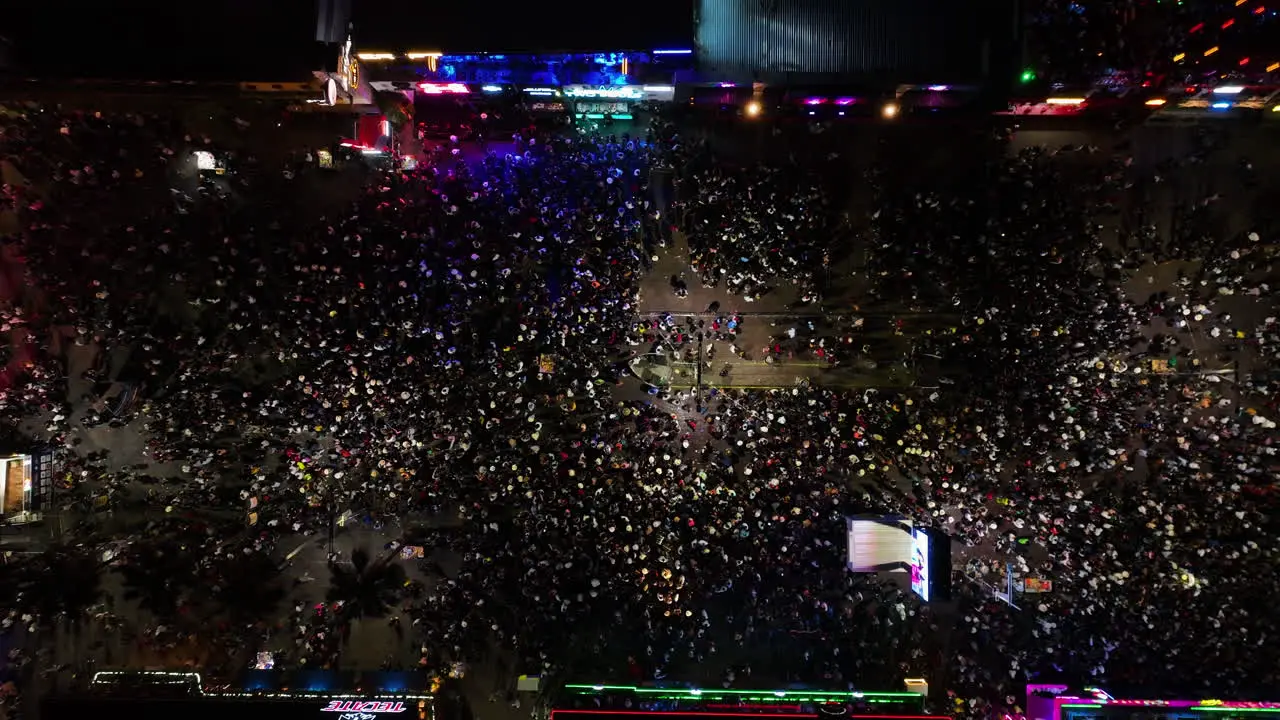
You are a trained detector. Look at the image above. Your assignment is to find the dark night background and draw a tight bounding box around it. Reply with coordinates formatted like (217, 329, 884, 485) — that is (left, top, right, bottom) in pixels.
(350, 0, 696, 53)
(3, 0, 696, 80)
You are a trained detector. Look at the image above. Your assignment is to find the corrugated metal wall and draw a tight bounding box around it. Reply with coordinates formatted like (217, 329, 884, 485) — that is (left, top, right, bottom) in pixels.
(696, 0, 1009, 84)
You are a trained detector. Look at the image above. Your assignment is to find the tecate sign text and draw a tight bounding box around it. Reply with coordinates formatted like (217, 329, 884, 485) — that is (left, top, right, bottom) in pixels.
(322, 701, 408, 714)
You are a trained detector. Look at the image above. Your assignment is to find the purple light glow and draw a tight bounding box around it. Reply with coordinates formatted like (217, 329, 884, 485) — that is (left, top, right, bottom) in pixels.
(718, 82, 736, 88)
(803, 97, 826, 105)
(927, 85, 950, 91)
(835, 97, 856, 106)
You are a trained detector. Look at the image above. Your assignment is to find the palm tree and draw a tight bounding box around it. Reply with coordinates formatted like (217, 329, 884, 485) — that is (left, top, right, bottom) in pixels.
(326, 547, 407, 625)
(115, 539, 199, 623)
(177, 550, 286, 670)
(22, 547, 104, 623)
(12, 547, 105, 670)
(374, 91, 412, 137)
(205, 551, 286, 626)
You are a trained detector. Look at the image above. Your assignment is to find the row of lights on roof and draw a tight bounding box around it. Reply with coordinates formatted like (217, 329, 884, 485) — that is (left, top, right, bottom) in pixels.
(1172, 53, 1278, 71)
(356, 49, 693, 62)
(1143, 86, 1280, 111)
(744, 100, 899, 119)
(357, 52, 441, 61)
(1168, 0, 1272, 67)
(420, 83, 674, 96)
(1054, 85, 1259, 106)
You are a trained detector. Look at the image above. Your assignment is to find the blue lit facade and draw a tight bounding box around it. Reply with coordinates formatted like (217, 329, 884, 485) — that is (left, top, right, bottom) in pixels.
(365, 50, 695, 88)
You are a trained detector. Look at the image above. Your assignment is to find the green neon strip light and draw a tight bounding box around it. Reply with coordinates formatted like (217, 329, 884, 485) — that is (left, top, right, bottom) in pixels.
(629, 698, 912, 703)
(585, 113, 605, 119)
(1061, 705, 1103, 709)
(564, 686, 917, 699)
(614, 114, 634, 119)
(567, 686, 639, 691)
(1195, 710, 1280, 714)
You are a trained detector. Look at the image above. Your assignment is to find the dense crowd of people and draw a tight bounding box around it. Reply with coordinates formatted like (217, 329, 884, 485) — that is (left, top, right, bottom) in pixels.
(0, 98, 1275, 720)
(680, 154, 832, 302)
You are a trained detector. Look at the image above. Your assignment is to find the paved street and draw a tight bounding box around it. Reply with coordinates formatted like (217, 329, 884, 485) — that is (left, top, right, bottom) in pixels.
(633, 228, 923, 391)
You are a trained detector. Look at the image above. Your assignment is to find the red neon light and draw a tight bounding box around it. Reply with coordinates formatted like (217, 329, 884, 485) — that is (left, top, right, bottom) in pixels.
(1222, 18, 1235, 28)
(1240, 57, 1251, 65)
(547, 707, 814, 712)
(1189, 22, 1205, 32)
(419, 82, 470, 94)
(1254, 5, 1265, 12)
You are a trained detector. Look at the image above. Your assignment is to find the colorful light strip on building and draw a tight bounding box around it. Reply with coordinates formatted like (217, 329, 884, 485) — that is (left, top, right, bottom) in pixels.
(555, 707, 814, 712)
(563, 686, 920, 701)
(545, 707, 936, 712)
(1168, 0, 1275, 70)
(89, 671, 434, 704)
(1057, 699, 1280, 715)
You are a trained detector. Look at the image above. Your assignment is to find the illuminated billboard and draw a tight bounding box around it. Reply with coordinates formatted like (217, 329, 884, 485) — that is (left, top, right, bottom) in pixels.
(845, 519, 948, 602)
(845, 516, 914, 573)
(0, 449, 53, 523)
(909, 527, 931, 601)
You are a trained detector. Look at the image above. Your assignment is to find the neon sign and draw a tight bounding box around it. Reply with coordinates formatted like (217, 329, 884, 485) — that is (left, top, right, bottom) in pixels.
(322, 701, 407, 714)
(419, 83, 469, 95)
(564, 85, 643, 100)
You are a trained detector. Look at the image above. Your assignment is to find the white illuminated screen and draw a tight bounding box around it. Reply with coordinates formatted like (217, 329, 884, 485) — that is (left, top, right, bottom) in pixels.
(845, 518, 913, 572)
(910, 528, 931, 601)
(194, 151, 216, 170)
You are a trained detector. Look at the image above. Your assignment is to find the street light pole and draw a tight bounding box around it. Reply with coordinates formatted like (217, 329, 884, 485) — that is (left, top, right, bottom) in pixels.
(695, 331, 704, 412)
(326, 491, 337, 562)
